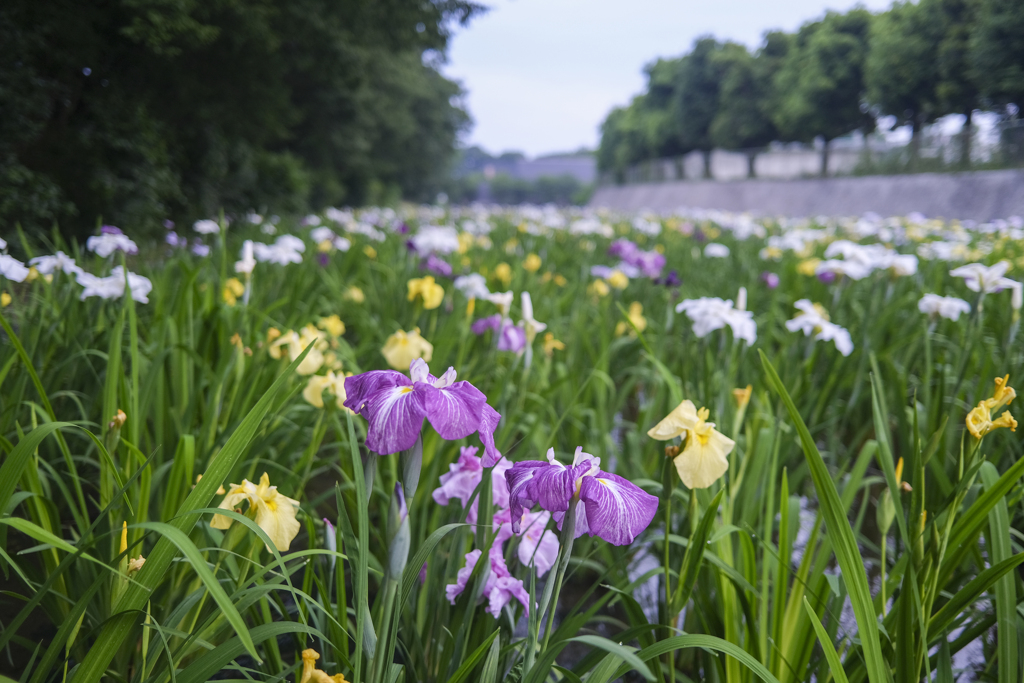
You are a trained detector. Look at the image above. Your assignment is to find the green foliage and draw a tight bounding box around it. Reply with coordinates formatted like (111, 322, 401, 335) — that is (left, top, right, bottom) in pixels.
(1, 206, 1022, 681)
(969, 0, 1024, 107)
(599, 1, 1024, 177)
(772, 10, 875, 145)
(0, 0, 479, 237)
(865, 2, 942, 131)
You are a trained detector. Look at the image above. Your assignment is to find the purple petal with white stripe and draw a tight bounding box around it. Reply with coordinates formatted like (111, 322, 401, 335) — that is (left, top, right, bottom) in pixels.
(363, 384, 426, 455)
(417, 380, 486, 440)
(478, 403, 503, 467)
(578, 472, 658, 546)
(344, 370, 410, 414)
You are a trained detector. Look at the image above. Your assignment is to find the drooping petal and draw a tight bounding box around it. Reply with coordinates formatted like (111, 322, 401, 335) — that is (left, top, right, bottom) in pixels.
(529, 530, 559, 577)
(673, 430, 734, 489)
(478, 403, 503, 467)
(578, 472, 659, 546)
(487, 575, 531, 617)
(517, 511, 559, 577)
(343, 370, 411, 415)
(432, 446, 483, 519)
(647, 399, 699, 440)
(445, 549, 481, 604)
(363, 385, 427, 455)
(417, 381, 486, 440)
(210, 489, 252, 529)
(505, 461, 547, 531)
(252, 492, 302, 552)
(491, 457, 513, 509)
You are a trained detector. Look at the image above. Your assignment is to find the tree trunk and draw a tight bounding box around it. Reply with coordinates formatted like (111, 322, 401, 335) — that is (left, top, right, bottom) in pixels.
(702, 150, 712, 179)
(746, 151, 757, 179)
(820, 139, 830, 177)
(909, 115, 922, 170)
(961, 109, 973, 168)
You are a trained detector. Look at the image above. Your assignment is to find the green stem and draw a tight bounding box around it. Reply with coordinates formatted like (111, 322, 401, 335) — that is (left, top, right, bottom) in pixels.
(541, 501, 577, 653)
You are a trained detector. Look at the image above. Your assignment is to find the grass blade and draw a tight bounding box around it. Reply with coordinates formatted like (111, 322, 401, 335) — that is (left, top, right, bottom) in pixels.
(759, 350, 887, 683)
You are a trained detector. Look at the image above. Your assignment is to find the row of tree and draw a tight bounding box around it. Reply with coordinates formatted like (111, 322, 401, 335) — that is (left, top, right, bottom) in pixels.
(598, 0, 1024, 179)
(1, 0, 483, 236)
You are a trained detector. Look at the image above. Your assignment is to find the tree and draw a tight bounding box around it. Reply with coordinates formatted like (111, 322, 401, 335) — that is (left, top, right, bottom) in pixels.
(0, 0, 482, 237)
(709, 34, 789, 178)
(772, 10, 875, 176)
(669, 37, 728, 178)
(969, 0, 1024, 107)
(865, 2, 943, 165)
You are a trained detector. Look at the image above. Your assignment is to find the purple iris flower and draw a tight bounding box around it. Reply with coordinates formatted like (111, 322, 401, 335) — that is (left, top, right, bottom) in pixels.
(163, 220, 175, 229)
(432, 446, 512, 523)
(634, 250, 666, 278)
(423, 253, 453, 277)
(505, 447, 658, 546)
(497, 322, 527, 353)
(446, 545, 532, 617)
(608, 239, 640, 261)
(101, 225, 123, 235)
(318, 253, 330, 267)
(344, 358, 502, 465)
(471, 314, 503, 335)
(817, 270, 836, 285)
(761, 271, 780, 289)
(397, 222, 411, 235)
(445, 509, 557, 616)
(657, 270, 681, 287)
(590, 265, 617, 279)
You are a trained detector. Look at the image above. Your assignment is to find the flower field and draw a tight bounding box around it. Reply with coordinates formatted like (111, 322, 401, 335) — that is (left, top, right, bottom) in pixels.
(1, 205, 1022, 683)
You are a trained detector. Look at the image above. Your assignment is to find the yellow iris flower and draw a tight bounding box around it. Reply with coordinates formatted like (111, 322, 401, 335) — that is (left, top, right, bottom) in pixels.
(344, 286, 365, 303)
(381, 327, 433, 370)
(615, 302, 647, 336)
(606, 270, 629, 290)
(543, 332, 565, 357)
(222, 278, 245, 306)
(732, 385, 752, 409)
(966, 375, 1017, 439)
(318, 314, 345, 337)
(588, 280, 610, 298)
(648, 399, 735, 489)
(211, 472, 301, 552)
(300, 649, 347, 683)
(797, 258, 821, 276)
(494, 262, 512, 286)
(407, 276, 444, 310)
(523, 253, 542, 272)
(303, 370, 352, 411)
(268, 326, 326, 375)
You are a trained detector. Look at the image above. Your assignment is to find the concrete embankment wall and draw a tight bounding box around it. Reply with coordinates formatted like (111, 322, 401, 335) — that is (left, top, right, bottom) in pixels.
(589, 169, 1024, 221)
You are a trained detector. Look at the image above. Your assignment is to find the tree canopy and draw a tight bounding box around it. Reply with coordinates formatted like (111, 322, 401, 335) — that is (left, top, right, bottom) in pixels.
(0, 0, 482, 236)
(598, 0, 1024, 178)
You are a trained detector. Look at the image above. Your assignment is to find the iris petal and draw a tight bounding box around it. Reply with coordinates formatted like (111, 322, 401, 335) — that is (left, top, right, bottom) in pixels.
(364, 385, 427, 455)
(418, 381, 486, 440)
(343, 370, 410, 414)
(478, 403, 503, 466)
(578, 472, 658, 546)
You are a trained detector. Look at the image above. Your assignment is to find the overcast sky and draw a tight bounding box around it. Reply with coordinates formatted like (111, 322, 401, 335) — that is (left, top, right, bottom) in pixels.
(444, 0, 895, 157)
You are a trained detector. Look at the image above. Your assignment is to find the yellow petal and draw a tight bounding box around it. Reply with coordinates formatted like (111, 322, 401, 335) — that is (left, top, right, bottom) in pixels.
(303, 374, 331, 408)
(211, 490, 251, 529)
(253, 492, 301, 552)
(674, 428, 735, 489)
(647, 400, 699, 441)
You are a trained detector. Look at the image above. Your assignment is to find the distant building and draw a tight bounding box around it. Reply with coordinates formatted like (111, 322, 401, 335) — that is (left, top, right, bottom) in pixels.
(511, 155, 596, 183)
(458, 146, 597, 184)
